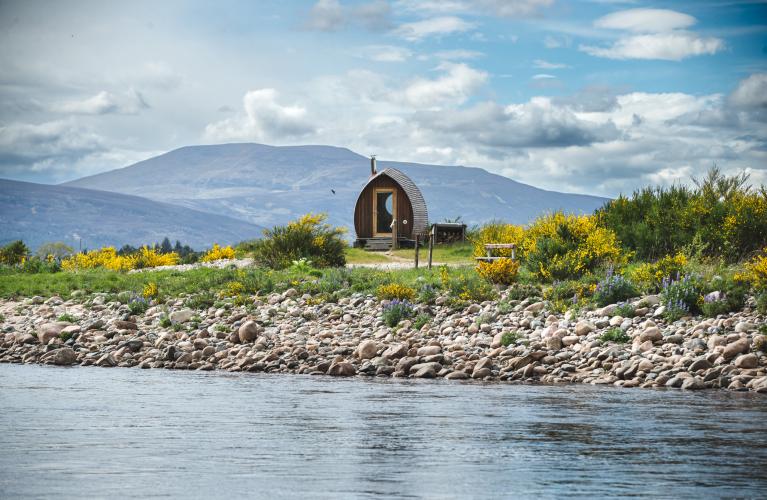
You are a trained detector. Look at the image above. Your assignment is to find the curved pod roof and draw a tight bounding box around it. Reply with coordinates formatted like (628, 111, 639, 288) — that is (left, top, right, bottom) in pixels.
(356, 168, 429, 236)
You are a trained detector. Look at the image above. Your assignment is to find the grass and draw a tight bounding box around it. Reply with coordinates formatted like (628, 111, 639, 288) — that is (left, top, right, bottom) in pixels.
(390, 242, 473, 264)
(344, 247, 391, 264)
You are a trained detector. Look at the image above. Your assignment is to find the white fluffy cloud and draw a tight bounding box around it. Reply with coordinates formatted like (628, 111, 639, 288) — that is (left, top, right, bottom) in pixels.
(356, 45, 412, 62)
(581, 8, 724, 61)
(394, 16, 474, 41)
(730, 73, 767, 109)
(204, 89, 315, 142)
(52, 90, 149, 115)
(403, 63, 488, 107)
(594, 8, 696, 32)
(397, 0, 554, 17)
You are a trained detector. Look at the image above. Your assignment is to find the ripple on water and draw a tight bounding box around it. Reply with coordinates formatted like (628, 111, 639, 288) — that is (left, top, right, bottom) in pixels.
(0, 364, 766, 499)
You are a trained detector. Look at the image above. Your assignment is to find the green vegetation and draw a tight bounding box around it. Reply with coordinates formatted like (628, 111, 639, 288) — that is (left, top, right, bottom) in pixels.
(381, 299, 413, 327)
(599, 327, 630, 344)
(613, 302, 636, 318)
(391, 242, 474, 264)
(500, 331, 520, 347)
(413, 313, 431, 331)
(57, 313, 77, 323)
(0, 241, 29, 266)
(252, 213, 346, 269)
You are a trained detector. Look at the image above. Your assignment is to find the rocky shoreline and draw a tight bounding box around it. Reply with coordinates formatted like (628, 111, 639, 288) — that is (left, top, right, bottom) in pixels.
(1, 289, 766, 393)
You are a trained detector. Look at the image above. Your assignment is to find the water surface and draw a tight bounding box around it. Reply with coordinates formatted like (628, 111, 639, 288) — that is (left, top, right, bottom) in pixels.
(1, 364, 765, 499)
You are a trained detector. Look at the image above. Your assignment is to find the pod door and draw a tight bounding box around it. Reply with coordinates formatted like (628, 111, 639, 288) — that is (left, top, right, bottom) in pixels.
(373, 188, 396, 236)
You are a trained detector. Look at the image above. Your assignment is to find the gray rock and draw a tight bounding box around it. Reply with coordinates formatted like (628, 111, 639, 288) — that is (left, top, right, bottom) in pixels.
(238, 320, 261, 343)
(52, 347, 77, 365)
(382, 343, 408, 359)
(169, 309, 195, 324)
(37, 322, 69, 345)
(681, 377, 705, 390)
(734, 353, 758, 369)
(723, 338, 749, 360)
(327, 361, 356, 377)
(356, 340, 379, 360)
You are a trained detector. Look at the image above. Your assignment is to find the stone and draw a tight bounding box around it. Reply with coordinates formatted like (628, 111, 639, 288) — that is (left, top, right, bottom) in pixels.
(562, 335, 579, 347)
(474, 357, 493, 372)
(637, 359, 654, 372)
(357, 340, 379, 360)
(169, 309, 195, 324)
(472, 367, 492, 379)
(417, 345, 441, 357)
(524, 301, 545, 313)
(734, 322, 756, 333)
(596, 304, 617, 317)
(574, 321, 595, 336)
(51, 347, 77, 365)
(681, 377, 705, 390)
(96, 353, 117, 367)
(445, 371, 469, 380)
(722, 338, 749, 360)
(734, 353, 758, 369)
(327, 361, 356, 377)
(238, 320, 261, 343)
(638, 327, 662, 343)
(545, 336, 562, 350)
(382, 343, 408, 359)
(113, 320, 137, 330)
(37, 322, 69, 345)
(412, 365, 436, 378)
(689, 358, 713, 371)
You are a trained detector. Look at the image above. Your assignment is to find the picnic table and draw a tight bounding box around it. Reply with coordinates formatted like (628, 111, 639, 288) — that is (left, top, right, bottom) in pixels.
(475, 243, 516, 262)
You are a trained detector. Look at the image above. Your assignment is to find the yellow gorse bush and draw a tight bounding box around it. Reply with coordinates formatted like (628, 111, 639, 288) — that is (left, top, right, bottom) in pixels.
(523, 212, 624, 281)
(61, 247, 178, 271)
(471, 222, 525, 258)
(376, 283, 417, 301)
(476, 258, 520, 285)
(735, 248, 767, 291)
(142, 282, 159, 299)
(201, 244, 236, 262)
(629, 252, 688, 287)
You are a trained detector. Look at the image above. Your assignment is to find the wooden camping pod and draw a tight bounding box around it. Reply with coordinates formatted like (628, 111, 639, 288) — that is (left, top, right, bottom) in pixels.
(354, 167, 428, 248)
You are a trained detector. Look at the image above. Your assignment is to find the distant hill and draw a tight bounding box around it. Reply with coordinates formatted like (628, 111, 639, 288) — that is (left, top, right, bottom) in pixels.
(0, 179, 264, 251)
(64, 143, 608, 231)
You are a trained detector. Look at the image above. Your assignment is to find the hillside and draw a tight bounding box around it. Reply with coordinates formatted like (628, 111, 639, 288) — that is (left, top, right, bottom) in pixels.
(64, 143, 608, 230)
(0, 179, 264, 251)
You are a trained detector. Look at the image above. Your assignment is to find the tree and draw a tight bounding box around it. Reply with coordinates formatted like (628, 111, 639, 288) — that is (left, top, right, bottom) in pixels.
(36, 242, 74, 260)
(0, 240, 30, 265)
(160, 237, 173, 254)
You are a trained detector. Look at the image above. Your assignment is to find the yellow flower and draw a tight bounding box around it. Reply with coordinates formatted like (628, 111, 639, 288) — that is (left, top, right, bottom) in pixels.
(201, 244, 235, 262)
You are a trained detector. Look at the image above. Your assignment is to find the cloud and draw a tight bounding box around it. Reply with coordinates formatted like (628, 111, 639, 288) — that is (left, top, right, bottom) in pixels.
(581, 8, 724, 60)
(204, 88, 315, 142)
(52, 89, 149, 115)
(306, 0, 391, 31)
(396, 0, 554, 17)
(434, 49, 484, 60)
(532, 73, 556, 79)
(543, 35, 571, 48)
(306, 0, 344, 31)
(533, 59, 569, 69)
(394, 16, 474, 41)
(403, 63, 487, 107)
(730, 73, 767, 108)
(580, 32, 724, 61)
(594, 8, 696, 32)
(356, 45, 412, 62)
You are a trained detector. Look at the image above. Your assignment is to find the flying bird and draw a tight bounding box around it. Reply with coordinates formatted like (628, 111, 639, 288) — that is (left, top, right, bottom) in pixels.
(331, 189, 336, 195)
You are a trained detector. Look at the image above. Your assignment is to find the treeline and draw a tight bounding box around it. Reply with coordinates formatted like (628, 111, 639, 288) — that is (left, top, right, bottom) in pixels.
(597, 168, 767, 262)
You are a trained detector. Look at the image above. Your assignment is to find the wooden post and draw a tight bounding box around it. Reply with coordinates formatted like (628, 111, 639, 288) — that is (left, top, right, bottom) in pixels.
(428, 226, 434, 269)
(391, 220, 398, 250)
(414, 234, 419, 269)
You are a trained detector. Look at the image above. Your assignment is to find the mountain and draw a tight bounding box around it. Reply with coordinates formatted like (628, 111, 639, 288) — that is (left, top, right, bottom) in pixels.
(64, 143, 608, 231)
(0, 179, 264, 251)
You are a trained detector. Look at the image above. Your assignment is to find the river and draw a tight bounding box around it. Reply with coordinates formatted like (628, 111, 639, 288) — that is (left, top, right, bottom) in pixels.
(1, 364, 765, 499)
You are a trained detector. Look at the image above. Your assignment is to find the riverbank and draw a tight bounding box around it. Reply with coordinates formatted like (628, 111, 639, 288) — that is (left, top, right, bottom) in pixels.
(1, 286, 765, 393)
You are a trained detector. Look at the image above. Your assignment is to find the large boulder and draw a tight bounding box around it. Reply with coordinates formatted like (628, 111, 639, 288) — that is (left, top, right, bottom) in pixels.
(574, 320, 595, 336)
(169, 309, 195, 324)
(356, 340, 379, 360)
(327, 361, 356, 377)
(723, 338, 749, 361)
(51, 347, 77, 366)
(238, 321, 261, 343)
(382, 343, 408, 359)
(37, 322, 70, 345)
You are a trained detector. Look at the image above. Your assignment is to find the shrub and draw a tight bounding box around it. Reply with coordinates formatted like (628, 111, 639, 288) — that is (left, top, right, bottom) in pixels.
(185, 292, 216, 310)
(523, 212, 623, 281)
(57, 313, 77, 323)
(61, 246, 178, 271)
(593, 268, 639, 306)
(417, 284, 437, 304)
(443, 272, 497, 304)
(660, 275, 704, 320)
(599, 327, 630, 344)
(58, 330, 74, 342)
(413, 313, 431, 330)
(220, 281, 245, 298)
(382, 299, 414, 327)
(128, 295, 149, 315)
(629, 253, 689, 291)
(377, 283, 416, 301)
(36, 242, 74, 261)
(614, 302, 635, 318)
(0, 240, 29, 265)
(597, 168, 767, 262)
(471, 221, 525, 259)
(736, 248, 767, 292)
(19, 256, 61, 274)
(500, 331, 520, 347)
(506, 283, 542, 301)
(159, 315, 172, 328)
(756, 292, 767, 315)
(201, 244, 236, 262)
(142, 282, 159, 299)
(476, 258, 520, 285)
(252, 213, 346, 269)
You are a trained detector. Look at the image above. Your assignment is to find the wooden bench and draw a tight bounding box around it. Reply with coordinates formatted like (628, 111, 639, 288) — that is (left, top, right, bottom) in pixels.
(475, 243, 516, 262)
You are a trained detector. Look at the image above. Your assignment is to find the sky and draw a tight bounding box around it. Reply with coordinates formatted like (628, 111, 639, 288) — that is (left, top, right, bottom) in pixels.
(0, 0, 765, 197)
